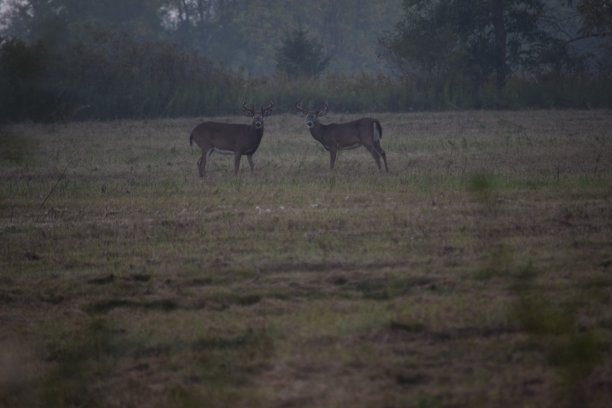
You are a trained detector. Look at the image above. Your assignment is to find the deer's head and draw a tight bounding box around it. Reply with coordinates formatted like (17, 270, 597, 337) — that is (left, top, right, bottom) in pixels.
(243, 102, 274, 129)
(295, 102, 328, 128)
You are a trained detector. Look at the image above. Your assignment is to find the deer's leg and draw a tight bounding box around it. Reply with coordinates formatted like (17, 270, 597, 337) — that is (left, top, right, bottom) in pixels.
(234, 153, 242, 175)
(247, 155, 255, 172)
(198, 148, 213, 177)
(329, 148, 337, 170)
(365, 145, 382, 170)
(374, 141, 389, 172)
(198, 150, 207, 177)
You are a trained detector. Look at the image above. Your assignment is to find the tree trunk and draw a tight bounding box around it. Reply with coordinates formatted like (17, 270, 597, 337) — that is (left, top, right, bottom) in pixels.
(492, 0, 507, 89)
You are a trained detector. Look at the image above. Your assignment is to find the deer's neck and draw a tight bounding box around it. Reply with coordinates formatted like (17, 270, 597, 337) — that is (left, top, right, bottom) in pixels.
(310, 122, 335, 150)
(309, 122, 325, 141)
(241, 125, 263, 154)
(249, 125, 264, 138)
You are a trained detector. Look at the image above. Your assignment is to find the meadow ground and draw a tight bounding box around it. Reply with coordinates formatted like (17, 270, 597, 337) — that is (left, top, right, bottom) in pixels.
(1, 110, 612, 407)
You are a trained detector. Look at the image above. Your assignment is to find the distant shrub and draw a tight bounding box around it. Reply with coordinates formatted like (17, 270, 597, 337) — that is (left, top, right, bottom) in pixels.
(0, 38, 57, 122)
(0, 29, 244, 122)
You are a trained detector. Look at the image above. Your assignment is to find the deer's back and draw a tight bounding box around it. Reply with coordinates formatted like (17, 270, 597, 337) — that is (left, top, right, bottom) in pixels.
(192, 122, 248, 139)
(318, 118, 379, 146)
(191, 122, 262, 153)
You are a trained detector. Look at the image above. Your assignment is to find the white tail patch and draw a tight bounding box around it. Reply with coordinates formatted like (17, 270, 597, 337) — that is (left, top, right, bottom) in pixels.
(373, 123, 381, 143)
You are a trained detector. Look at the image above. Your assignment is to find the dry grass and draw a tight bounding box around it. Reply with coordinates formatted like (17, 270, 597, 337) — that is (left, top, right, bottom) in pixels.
(1, 110, 612, 407)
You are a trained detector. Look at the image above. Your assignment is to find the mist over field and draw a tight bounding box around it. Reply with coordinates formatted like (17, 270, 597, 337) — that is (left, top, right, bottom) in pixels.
(1, 1, 612, 408)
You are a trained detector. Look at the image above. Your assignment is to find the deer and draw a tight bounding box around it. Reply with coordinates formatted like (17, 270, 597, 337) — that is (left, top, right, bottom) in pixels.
(295, 102, 388, 172)
(189, 102, 273, 177)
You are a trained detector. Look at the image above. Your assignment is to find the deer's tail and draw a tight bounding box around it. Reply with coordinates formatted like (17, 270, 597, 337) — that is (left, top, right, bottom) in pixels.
(373, 119, 383, 141)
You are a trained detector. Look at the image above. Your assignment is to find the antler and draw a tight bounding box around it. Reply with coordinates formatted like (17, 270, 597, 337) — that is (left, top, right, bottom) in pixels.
(242, 101, 255, 116)
(261, 102, 274, 117)
(317, 102, 329, 117)
(295, 101, 308, 114)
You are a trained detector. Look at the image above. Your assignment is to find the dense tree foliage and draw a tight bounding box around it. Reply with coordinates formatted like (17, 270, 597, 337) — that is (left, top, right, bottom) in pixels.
(0, 0, 611, 121)
(379, 0, 611, 107)
(0, 37, 50, 121)
(577, 0, 612, 37)
(0, 26, 240, 122)
(382, 1, 584, 86)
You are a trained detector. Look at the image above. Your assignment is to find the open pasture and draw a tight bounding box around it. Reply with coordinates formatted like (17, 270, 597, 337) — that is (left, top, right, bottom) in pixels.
(1, 110, 612, 407)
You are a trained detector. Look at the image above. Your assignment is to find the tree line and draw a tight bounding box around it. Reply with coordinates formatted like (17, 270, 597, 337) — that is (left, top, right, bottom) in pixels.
(0, 0, 611, 122)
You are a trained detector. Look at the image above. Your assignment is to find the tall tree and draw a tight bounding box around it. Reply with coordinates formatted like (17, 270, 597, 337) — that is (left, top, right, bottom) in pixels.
(276, 28, 330, 80)
(492, 0, 508, 88)
(380, 0, 573, 90)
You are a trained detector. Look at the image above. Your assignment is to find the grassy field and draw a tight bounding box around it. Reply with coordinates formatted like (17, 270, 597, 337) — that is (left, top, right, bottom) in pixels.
(1, 110, 612, 407)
